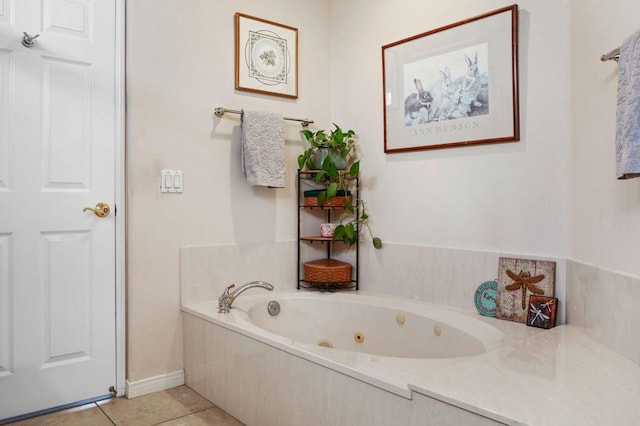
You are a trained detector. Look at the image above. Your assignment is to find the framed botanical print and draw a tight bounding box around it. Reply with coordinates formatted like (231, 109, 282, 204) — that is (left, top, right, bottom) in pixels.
(235, 13, 298, 99)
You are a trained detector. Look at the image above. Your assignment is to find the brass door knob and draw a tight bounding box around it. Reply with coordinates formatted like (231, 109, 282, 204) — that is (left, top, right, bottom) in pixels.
(83, 202, 110, 218)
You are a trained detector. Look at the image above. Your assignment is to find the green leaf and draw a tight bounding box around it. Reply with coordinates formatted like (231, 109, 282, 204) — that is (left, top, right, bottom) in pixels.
(361, 212, 368, 220)
(339, 212, 350, 222)
(300, 129, 313, 141)
(314, 170, 326, 183)
(317, 191, 326, 206)
(333, 225, 345, 240)
(343, 198, 354, 213)
(349, 161, 360, 177)
(325, 158, 339, 178)
(332, 123, 344, 143)
(326, 182, 338, 199)
(344, 224, 356, 240)
(297, 154, 306, 170)
(372, 237, 383, 249)
(334, 130, 343, 144)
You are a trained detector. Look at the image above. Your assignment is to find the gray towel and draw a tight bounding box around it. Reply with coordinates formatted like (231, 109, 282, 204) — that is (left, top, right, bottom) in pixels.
(241, 110, 285, 187)
(615, 29, 640, 180)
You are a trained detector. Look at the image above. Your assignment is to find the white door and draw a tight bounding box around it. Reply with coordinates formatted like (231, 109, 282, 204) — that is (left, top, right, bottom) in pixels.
(0, 0, 118, 420)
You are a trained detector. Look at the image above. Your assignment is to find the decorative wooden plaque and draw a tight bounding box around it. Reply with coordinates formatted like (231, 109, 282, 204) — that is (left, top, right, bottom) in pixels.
(496, 258, 556, 323)
(526, 295, 558, 329)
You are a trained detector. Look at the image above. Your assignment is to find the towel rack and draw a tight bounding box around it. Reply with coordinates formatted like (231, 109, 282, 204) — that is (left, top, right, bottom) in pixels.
(214, 107, 313, 128)
(601, 47, 620, 62)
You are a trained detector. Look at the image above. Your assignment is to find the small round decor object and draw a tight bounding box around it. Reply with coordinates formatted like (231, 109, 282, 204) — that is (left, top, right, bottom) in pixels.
(396, 313, 406, 325)
(433, 325, 442, 336)
(354, 331, 365, 344)
(474, 280, 498, 317)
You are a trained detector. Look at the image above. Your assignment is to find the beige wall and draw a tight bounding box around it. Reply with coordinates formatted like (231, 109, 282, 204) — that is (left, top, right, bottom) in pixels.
(125, 0, 332, 381)
(329, 0, 572, 258)
(127, 0, 640, 383)
(568, 0, 640, 276)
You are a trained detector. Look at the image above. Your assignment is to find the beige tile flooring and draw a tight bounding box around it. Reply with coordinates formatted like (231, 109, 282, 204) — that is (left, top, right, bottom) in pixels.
(7, 386, 243, 426)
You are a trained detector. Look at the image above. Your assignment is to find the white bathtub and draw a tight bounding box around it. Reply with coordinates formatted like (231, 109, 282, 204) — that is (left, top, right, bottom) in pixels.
(245, 292, 503, 359)
(182, 291, 504, 399)
(183, 292, 640, 425)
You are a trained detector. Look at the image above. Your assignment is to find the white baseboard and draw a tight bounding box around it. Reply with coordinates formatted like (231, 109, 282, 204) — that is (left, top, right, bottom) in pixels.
(125, 370, 185, 399)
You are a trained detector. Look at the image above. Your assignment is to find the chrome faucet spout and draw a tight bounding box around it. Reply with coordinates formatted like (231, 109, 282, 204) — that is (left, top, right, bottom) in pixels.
(218, 281, 274, 313)
(231, 280, 274, 298)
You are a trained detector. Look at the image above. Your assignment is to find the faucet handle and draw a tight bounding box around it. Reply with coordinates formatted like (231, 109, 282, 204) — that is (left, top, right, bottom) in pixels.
(218, 284, 236, 313)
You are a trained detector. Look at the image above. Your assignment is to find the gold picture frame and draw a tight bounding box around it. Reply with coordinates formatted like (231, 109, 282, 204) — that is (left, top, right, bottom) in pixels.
(235, 13, 298, 99)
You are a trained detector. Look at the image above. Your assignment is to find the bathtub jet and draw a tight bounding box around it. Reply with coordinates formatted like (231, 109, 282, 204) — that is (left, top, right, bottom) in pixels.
(217, 281, 274, 313)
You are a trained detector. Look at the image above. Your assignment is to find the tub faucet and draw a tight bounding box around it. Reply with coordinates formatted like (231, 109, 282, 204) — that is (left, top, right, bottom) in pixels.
(217, 281, 274, 313)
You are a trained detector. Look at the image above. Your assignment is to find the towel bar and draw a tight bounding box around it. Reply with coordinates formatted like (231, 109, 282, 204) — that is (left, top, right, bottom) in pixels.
(601, 47, 620, 62)
(214, 107, 313, 128)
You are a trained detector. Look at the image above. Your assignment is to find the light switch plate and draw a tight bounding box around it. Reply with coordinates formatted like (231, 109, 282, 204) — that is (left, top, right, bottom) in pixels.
(161, 169, 183, 193)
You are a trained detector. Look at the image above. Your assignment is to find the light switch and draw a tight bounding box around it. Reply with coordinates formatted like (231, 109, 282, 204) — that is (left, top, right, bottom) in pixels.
(161, 170, 183, 193)
(173, 172, 182, 189)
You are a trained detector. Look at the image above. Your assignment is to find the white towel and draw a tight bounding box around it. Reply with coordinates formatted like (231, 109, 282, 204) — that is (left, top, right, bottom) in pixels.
(615, 29, 640, 180)
(241, 110, 285, 187)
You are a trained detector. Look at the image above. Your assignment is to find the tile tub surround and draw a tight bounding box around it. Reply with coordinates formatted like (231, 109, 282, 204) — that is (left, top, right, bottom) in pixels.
(566, 260, 640, 365)
(182, 299, 640, 426)
(180, 242, 298, 306)
(180, 242, 566, 321)
(359, 243, 566, 323)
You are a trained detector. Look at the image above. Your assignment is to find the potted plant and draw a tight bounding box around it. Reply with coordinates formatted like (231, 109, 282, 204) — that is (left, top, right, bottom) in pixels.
(298, 124, 382, 249)
(298, 123, 356, 170)
(298, 123, 358, 206)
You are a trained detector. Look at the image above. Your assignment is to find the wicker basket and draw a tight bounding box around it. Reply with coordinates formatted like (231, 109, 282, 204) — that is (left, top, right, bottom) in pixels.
(304, 259, 352, 283)
(303, 189, 352, 208)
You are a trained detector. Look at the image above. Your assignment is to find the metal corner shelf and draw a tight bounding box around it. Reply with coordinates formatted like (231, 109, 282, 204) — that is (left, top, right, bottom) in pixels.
(300, 236, 343, 243)
(297, 169, 359, 291)
(298, 280, 357, 293)
(299, 205, 351, 211)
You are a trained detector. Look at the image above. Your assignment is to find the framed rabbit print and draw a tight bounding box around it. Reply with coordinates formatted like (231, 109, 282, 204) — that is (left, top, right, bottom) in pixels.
(382, 5, 519, 152)
(235, 13, 298, 99)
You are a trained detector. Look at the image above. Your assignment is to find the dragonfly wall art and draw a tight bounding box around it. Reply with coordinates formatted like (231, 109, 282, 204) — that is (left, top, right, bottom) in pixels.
(496, 258, 556, 323)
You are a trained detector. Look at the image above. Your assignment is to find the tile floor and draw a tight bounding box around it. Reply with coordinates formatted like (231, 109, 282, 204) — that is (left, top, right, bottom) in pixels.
(7, 386, 243, 426)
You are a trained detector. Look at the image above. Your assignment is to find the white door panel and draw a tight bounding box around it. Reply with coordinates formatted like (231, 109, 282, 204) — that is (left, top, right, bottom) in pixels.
(0, 233, 11, 379)
(0, 0, 117, 420)
(0, 1, 12, 26)
(0, 47, 11, 191)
